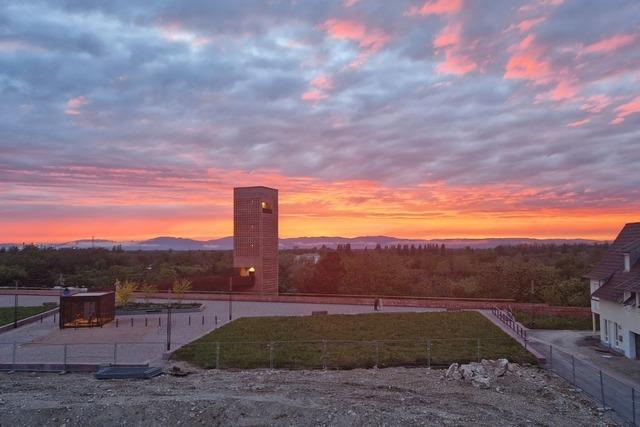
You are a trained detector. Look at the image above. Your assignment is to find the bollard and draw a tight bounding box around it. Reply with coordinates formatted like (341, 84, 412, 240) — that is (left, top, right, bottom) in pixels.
(202, 315, 205, 325)
(159, 317, 161, 327)
(189, 316, 191, 326)
(216, 342, 220, 369)
(145, 318, 148, 327)
(11, 342, 17, 372)
(116, 318, 119, 328)
(215, 315, 217, 327)
(62, 344, 68, 373)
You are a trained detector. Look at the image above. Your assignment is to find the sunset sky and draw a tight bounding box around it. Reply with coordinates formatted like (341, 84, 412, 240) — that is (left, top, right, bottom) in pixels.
(1, 0, 639, 243)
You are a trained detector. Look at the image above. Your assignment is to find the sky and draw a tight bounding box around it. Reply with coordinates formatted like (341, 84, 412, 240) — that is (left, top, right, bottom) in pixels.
(1, 0, 639, 243)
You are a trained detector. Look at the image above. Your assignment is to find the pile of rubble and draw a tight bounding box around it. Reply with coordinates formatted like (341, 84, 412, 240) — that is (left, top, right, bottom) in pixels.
(445, 358, 519, 389)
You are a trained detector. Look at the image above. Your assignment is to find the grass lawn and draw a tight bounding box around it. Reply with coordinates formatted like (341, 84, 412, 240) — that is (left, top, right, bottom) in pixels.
(513, 309, 592, 330)
(0, 305, 55, 327)
(173, 311, 536, 369)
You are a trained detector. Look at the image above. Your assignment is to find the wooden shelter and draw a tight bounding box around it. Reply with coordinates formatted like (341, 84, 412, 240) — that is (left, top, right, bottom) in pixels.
(59, 291, 115, 328)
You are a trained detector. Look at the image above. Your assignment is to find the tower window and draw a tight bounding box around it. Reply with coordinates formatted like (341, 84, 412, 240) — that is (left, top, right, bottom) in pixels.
(261, 201, 272, 213)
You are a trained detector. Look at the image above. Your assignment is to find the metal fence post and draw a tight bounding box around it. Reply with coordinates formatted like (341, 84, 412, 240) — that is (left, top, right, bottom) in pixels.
(549, 345, 553, 368)
(571, 355, 576, 384)
(374, 341, 379, 368)
(599, 370, 605, 406)
(202, 315, 205, 325)
(476, 338, 481, 362)
(188, 316, 191, 326)
(322, 340, 328, 370)
(215, 342, 220, 369)
(113, 343, 118, 365)
(215, 315, 218, 327)
(633, 387, 636, 425)
(145, 318, 148, 327)
(269, 342, 274, 369)
(130, 318, 133, 327)
(427, 340, 431, 369)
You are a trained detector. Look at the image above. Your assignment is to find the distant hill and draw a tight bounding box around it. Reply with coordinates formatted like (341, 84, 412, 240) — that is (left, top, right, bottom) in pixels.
(0, 235, 603, 251)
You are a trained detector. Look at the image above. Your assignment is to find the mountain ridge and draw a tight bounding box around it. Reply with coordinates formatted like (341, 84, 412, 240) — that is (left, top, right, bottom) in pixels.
(0, 235, 604, 251)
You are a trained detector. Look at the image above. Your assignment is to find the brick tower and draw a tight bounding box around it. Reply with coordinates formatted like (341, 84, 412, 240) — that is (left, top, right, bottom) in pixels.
(233, 186, 278, 294)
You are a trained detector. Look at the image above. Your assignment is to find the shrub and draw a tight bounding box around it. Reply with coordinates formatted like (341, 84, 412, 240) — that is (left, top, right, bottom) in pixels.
(115, 280, 137, 307)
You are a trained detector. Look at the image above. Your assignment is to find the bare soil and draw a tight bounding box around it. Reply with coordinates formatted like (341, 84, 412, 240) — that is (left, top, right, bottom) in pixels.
(0, 364, 629, 426)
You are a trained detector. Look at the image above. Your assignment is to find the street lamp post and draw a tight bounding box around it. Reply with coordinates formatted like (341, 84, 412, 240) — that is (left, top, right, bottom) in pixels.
(228, 277, 233, 321)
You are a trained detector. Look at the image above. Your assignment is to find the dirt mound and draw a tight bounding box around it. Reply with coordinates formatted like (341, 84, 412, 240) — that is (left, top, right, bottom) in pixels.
(0, 366, 629, 426)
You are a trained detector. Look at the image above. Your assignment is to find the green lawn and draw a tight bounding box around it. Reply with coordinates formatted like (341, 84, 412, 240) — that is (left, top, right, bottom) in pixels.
(0, 305, 55, 327)
(513, 309, 592, 330)
(173, 311, 536, 369)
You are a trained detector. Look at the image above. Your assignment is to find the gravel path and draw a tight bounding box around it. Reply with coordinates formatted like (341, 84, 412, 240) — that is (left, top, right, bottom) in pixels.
(0, 365, 629, 426)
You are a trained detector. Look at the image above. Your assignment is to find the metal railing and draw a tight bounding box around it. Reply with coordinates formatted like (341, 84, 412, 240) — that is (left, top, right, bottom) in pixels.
(492, 307, 528, 342)
(534, 342, 639, 425)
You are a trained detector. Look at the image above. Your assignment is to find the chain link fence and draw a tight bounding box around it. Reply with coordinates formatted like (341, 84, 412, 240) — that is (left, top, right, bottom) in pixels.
(535, 342, 639, 425)
(1, 337, 533, 372)
(172, 337, 535, 370)
(0, 342, 168, 371)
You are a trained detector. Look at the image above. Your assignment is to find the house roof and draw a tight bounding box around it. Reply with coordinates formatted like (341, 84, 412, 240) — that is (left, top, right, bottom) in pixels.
(590, 222, 640, 302)
(586, 222, 640, 281)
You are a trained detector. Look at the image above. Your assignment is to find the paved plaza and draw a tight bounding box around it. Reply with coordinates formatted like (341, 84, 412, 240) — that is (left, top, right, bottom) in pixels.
(0, 297, 441, 367)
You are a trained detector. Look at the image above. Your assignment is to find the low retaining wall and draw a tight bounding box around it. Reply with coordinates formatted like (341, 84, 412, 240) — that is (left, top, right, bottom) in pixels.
(138, 291, 590, 315)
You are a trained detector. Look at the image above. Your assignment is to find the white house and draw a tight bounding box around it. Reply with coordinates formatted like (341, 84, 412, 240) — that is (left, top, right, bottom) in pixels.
(588, 222, 640, 359)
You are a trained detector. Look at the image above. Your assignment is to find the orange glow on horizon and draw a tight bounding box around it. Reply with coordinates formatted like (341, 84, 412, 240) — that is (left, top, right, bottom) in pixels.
(1, 167, 636, 243)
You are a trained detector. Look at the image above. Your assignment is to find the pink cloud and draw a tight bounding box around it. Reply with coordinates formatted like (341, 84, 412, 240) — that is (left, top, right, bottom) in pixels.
(408, 0, 463, 16)
(64, 96, 88, 115)
(566, 118, 590, 128)
(436, 50, 477, 75)
(516, 17, 545, 32)
(301, 75, 334, 102)
(310, 75, 333, 91)
(343, 0, 360, 6)
(583, 34, 635, 54)
(321, 19, 389, 52)
(550, 80, 579, 101)
(433, 22, 462, 49)
(611, 96, 640, 123)
(581, 95, 612, 113)
(301, 90, 327, 102)
(504, 51, 551, 83)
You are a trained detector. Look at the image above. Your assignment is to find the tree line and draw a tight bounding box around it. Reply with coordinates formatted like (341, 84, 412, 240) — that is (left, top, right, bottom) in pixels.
(0, 243, 607, 306)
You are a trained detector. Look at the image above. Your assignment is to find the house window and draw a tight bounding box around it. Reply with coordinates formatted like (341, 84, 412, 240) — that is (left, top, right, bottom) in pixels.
(615, 322, 624, 348)
(603, 319, 609, 342)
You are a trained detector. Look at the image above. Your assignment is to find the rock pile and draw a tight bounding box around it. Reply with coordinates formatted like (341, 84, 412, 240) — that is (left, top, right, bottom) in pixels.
(445, 359, 518, 389)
